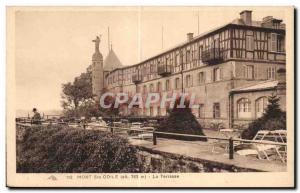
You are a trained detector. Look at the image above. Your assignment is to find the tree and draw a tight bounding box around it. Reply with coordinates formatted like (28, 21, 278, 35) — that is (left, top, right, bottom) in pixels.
(263, 94, 282, 119)
(76, 99, 103, 119)
(157, 97, 207, 141)
(61, 68, 95, 118)
(100, 95, 120, 117)
(241, 94, 286, 139)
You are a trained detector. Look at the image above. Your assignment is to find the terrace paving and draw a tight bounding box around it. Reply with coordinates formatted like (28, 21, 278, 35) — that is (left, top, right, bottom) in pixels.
(128, 129, 287, 172)
(16, 122, 287, 172)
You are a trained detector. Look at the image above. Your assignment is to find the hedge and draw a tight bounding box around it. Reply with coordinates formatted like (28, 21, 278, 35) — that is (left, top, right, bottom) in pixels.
(17, 125, 141, 173)
(157, 98, 207, 141)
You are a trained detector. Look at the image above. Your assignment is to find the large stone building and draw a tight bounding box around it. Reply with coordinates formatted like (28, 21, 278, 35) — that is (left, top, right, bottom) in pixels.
(92, 10, 286, 128)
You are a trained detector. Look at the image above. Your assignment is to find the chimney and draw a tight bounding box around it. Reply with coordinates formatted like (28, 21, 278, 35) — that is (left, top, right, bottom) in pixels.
(240, 10, 252, 26)
(187, 33, 193, 42)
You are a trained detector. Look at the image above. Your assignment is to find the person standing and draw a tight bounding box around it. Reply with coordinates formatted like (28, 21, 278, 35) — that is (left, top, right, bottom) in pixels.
(32, 108, 41, 125)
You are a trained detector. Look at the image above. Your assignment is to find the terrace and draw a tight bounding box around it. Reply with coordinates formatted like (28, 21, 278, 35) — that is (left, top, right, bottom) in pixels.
(16, 119, 287, 172)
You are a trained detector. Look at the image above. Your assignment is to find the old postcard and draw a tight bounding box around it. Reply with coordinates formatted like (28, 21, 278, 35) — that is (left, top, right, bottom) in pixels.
(6, 6, 294, 188)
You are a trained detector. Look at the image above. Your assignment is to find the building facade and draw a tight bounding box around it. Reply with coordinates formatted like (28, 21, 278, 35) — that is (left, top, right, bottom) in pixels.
(93, 10, 286, 128)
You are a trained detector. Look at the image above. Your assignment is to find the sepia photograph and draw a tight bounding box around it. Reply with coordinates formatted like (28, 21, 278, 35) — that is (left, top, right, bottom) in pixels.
(6, 6, 295, 188)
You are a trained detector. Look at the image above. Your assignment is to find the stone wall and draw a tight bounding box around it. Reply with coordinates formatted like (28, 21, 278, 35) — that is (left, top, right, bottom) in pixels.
(135, 146, 260, 172)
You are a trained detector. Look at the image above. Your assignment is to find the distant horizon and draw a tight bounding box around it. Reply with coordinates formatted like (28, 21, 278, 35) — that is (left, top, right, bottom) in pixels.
(16, 109, 62, 118)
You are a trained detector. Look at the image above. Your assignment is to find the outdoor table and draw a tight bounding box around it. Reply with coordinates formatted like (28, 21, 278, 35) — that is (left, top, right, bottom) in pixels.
(219, 129, 241, 138)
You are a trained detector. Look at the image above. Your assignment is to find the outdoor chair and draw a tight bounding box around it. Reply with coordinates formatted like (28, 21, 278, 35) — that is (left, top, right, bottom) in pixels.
(137, 133, 153, 140)
(211, 129, 241, 153)
(236, 130, 287, 163)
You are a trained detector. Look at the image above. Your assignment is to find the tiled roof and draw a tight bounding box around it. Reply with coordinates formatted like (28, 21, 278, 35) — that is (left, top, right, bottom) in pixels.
(104, 49, 123, 71)
(231, 80, 278, 92)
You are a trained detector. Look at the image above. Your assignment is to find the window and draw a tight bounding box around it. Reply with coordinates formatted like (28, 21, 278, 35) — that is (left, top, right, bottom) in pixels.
(213, 103, 220, 118)
(150, 64, 154, 73)
(157, 82, 162, 92)
(267, 67, 276, 80)
(198, 45, 203, 60)
(191, 49, 194, 62)
(213, 68, 221, 82)
(165, 57, 169, 65)
(198, 104, 205, 118)
(136, 86, 141, 93)
(270, 33, 277, 52)
(165, 80, 170, 91)
(185, 74, 192, 87)
(150, 107, 154, 116)
(237, 98, 251, 118)
(269, 33, 285, 53)
(175, 54, 180, 66)
(244, 65, 254, 79)
(214, 38, 219, 48)
(157, 107, 161, 116)
(143, 85, 147, 94)
(182, 51, 186, 64)
(255, 97, 268, 118)
(186, 50, 191, 63)
(175, 77, 180, 89)
(277, 35, 285, 52)
(198, 72, 206, 84)
(246, 36, 254, 51)
(149, 84, 154, 92)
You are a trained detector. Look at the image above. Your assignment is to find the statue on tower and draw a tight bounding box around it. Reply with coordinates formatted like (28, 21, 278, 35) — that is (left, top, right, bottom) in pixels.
(91, 34, 104, 100)
(92, 35, 101, 52)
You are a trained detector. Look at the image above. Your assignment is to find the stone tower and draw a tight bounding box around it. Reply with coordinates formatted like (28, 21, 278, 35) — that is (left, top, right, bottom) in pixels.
(91, 36, 103, 101)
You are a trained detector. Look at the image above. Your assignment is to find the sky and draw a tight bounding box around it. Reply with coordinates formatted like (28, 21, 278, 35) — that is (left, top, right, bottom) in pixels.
(15, 7, 288, 112)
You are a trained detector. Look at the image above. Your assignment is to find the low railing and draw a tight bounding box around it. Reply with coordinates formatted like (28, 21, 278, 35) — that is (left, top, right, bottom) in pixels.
(157, 65, 172, 76)
(103, 125, 287, 161)
(201, 48, 224, 64)
(132, 73, 142, 84)
(16, 121, 287, 162)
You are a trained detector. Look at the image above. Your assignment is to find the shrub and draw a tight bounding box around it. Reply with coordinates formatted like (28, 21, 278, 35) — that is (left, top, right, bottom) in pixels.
(241, 95, 286, 139)
(17, 125, 141, 173)
(157, 97, 207, 141)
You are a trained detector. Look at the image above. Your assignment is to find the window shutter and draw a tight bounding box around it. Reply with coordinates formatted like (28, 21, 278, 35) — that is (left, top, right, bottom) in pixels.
(246, 36, 254, 51)
(220, 68, 223, 80)
(254, 65, 258, 79)
(195, 46, 198, 61)
(182, 51, 186, 63)
(199, 46, 203, 60)
(268, 34, 272, 51)
(270, 33, 277, 52)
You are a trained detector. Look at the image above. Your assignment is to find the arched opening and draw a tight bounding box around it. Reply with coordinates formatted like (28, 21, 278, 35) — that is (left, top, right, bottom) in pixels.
(237, 98, 251, 118)
(255, 97, 268, 118)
